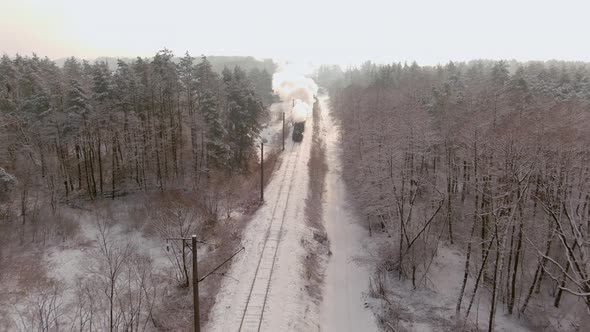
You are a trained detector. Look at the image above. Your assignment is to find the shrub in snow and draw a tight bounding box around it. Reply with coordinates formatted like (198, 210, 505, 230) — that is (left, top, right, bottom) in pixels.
(0, 167, 17, 203)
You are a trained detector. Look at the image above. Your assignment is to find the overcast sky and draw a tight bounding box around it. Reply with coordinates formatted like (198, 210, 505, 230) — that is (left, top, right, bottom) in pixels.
(2, 0, 589, 66)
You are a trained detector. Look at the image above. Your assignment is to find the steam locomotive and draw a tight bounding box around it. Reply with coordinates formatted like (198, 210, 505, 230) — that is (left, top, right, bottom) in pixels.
(291, 96, 318, 142)
(292, 122, 305, 142)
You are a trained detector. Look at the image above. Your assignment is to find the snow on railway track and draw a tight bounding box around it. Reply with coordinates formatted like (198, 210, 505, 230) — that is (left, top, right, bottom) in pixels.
(238, 141, 302, 331)
(207, 118, 314, 331)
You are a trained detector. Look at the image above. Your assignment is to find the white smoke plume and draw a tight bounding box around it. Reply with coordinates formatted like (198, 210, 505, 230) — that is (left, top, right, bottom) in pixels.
(272, 64, 318, 123)
(292, 100, 310, 123)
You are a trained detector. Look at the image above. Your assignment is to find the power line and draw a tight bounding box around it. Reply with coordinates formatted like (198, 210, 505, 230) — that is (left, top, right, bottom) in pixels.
(198, 246, 245, 283)
(165, 237, 245, 332)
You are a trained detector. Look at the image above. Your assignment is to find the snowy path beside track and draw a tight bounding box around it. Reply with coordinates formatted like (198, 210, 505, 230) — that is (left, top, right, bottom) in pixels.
(319, 96, 379, 332)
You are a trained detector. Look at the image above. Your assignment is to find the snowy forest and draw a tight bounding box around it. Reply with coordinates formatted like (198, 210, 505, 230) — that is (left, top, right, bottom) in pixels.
(3, 48, 590, 331)
(319, 61, 590, 330)
(6, 0, 590, 330)
(0, 50, 278, 331)
(0, 50, 274, 195)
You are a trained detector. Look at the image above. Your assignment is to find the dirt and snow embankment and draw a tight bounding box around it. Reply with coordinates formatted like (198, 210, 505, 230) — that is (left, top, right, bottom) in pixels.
(300, 96, 330, 306)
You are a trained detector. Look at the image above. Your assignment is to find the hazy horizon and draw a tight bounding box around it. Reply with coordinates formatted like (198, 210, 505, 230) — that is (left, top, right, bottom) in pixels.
(3, 0, 590, 67)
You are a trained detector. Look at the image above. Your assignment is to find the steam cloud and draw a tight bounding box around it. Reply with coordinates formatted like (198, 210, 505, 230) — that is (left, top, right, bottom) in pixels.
(292, 100, 310, 123)
(272, 64, 318, 124)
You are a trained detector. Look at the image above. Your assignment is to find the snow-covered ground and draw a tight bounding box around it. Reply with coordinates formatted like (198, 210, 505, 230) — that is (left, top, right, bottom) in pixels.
(319, 95, 379, 332)
(43, 206, 171, 302)
(0, 202, 173, 331)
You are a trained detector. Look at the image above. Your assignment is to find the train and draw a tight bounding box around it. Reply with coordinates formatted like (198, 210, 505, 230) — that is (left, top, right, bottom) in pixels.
(291, 97, 317, 142)
(292, 121, 305, 142)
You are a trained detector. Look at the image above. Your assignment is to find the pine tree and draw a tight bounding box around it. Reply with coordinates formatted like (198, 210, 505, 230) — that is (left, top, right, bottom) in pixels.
(0, 55, 18, 112)
(224, 66, 263, 171)
(197, 57, 227, 169)
(91, 61, 113, 104)
(64, 79, 90, 132)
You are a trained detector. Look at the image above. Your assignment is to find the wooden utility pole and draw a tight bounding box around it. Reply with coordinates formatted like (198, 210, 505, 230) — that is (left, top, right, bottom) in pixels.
(282, 112, 285, 151)
(166, 236, 200, 332)
(260, 141, 264, 201)
(192, 235, 200, 332)
(165, 236, 247, 331)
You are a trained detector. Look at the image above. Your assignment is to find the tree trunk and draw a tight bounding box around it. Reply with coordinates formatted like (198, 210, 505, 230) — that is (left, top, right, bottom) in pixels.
(554, 257, 570, 308)
(466, 231, 497, 318)
(97, 127, 104, 195)
(75, 143, 82, 190)
(488, 228, 501, 332)
(446, 144, 454, 244)
(112, 133, 116, 200)
(509, 201, 524, 314)
(457, 212, 477, 312)
(457, 140, 478, 313)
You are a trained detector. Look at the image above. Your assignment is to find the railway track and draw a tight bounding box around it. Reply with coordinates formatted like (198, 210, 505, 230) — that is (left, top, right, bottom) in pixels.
(237, 141, 303, 332)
